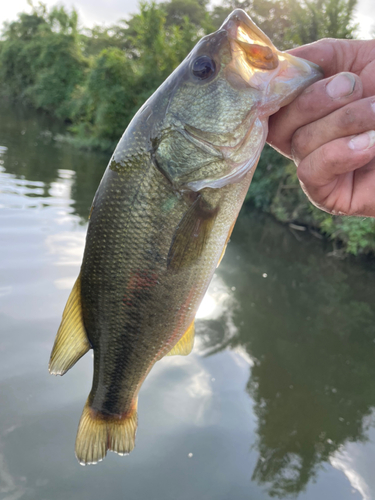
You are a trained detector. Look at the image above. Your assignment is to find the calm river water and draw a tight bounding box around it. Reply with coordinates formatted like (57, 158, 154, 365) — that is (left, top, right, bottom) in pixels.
(1, 101, 375, 500)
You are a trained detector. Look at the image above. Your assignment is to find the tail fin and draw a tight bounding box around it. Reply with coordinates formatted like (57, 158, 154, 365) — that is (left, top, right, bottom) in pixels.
(75, 399, 138, 465)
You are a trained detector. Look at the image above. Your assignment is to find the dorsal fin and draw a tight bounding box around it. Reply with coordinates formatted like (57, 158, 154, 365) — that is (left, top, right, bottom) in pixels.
(167, 321, 195, 356)
(49, 275, 90, 375)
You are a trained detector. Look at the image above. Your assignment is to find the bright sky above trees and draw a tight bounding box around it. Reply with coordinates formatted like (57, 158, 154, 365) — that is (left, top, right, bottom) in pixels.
(0, 0, 374, 38)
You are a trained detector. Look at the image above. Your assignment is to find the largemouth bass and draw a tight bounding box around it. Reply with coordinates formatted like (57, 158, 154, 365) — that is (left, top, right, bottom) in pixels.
(49, 9, 322, 465)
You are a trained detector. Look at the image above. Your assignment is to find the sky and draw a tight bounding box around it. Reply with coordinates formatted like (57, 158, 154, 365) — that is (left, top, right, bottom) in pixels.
(0, 0, 374, 38)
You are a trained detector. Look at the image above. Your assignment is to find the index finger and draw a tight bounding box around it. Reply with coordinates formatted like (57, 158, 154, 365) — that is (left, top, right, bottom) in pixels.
(289, 39, 375, 97)
(268, 72, 363, 158)
(286, 39, 361, 77)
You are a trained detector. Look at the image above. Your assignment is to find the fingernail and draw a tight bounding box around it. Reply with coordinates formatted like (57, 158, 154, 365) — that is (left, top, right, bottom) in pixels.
(349, 130, 375, 151)
(326, 73, 356, 99)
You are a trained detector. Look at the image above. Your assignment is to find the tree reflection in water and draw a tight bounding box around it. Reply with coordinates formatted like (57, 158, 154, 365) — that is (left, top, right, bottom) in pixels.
(0, 101, 108, 221)
(3, 100, 375, 497)
(197, 212, 375, 497)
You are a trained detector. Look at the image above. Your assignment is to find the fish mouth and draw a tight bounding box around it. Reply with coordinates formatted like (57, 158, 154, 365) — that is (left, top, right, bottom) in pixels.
(222, 9, 280, 70)
(221, 9, 323, 113)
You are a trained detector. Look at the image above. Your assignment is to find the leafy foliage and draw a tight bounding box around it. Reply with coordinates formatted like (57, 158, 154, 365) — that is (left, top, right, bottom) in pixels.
(210, 0, 357, 49)
(68, 2, 202, 148)
(69, 47, 137, 144)
(0, 3, 86, 118)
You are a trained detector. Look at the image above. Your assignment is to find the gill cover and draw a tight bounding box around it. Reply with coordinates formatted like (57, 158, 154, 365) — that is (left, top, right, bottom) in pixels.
(153, 9, 322, 193)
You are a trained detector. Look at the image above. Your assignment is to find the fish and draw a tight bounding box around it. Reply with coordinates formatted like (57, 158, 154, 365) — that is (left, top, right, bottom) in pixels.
(49, 9, 322, 465)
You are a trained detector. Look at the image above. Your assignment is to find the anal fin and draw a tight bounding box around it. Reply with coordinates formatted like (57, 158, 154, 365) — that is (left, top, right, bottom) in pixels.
(167, 321, 195, 356)
(49, 275, 90, 375)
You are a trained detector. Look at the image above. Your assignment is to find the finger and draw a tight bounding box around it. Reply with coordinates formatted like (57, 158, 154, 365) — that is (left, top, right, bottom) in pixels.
(292, 97, 375, 162)
(286, 39, 363, 78)
(268, 72, 363, 157)
(297, 130, 375, 214)
(288, 39, 375, 97)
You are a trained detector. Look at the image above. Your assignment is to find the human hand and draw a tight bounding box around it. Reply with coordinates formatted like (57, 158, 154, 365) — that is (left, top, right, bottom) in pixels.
(267, 39, 375, 217)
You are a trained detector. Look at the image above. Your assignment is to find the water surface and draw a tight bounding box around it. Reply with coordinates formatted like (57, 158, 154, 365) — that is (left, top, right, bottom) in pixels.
(1, 102, 375, 500)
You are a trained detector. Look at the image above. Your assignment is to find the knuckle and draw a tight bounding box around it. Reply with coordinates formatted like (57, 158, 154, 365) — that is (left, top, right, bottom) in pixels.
(296, 155, 314, 187)
(297, 144, 335, 188)
(319, 37, 335, 44)
(338, 106, 358, 129)
(294, 86, 320, 114)
(318, 142, 336, 170)
(291, 127, 310, 161)
(336, 104, 367, 132)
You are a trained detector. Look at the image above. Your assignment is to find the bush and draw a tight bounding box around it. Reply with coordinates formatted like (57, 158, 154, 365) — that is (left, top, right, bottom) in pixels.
(0, 5, 86, 119)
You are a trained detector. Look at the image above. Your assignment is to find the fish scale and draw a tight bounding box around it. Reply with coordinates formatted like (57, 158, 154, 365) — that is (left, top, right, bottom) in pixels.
(48, 8, 322, 465)
(86, 158, 251, 414)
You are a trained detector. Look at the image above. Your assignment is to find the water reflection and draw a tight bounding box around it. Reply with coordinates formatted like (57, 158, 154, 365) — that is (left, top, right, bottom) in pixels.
(198, 212, 375, 497)
(0, 101, 108, 220)
(331, 445, 372, 500)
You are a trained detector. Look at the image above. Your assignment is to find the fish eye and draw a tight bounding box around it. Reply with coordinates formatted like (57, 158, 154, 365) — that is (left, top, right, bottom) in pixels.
(192, 56, 216, 80)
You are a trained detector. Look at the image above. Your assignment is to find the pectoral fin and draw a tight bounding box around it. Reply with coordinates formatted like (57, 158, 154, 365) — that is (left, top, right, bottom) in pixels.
(49, 275, 90, 375)
(167, 321, 195, 356)
(168, 195, 219, 271)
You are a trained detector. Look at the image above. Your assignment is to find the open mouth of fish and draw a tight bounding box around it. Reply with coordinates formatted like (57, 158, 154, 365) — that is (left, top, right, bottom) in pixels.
(222, 9, 323, 113)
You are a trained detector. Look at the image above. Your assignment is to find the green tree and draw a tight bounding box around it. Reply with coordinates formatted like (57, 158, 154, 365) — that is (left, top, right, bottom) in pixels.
(0, 3, 87, 118)
(69, 47, 137, 147)
(161, 0, 210, 28)
(211, 0, 357, 49)
(80, 25, 125, 57)
(288, 0, 358, 44)
(70, 2, 201, 148)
